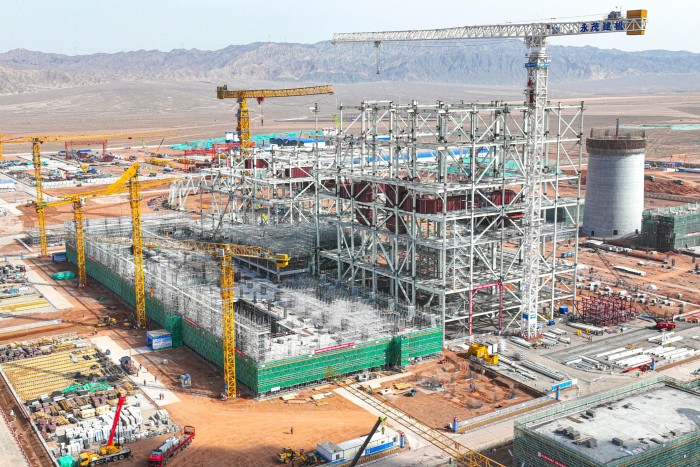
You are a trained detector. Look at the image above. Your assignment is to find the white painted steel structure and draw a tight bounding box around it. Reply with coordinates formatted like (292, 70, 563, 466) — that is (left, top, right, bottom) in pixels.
(332, 10, 647, 339)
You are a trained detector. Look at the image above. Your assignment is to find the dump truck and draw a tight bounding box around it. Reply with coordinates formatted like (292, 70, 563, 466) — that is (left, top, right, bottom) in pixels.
(148, 426, 195, 467)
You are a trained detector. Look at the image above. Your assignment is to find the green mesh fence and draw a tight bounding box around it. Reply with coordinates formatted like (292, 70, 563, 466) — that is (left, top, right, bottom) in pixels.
(513, 377, 700, 467)
(641, 203, 700, 251)
(67, 245, 443, 396)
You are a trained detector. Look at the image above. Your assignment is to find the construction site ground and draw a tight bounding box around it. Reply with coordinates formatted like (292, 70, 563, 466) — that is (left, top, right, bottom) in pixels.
(362, 351, 540, 431)
(0, 89, 699, 466)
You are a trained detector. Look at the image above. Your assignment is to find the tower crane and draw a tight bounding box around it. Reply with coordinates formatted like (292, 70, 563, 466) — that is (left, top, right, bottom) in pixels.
(103, 235, 289, 399)
(215, 85, 334, 156)
(36, 165, 177, 287)
(332, 9, 647, 339)
(0, 130, 176, 256)
(0, 130, 176, 162)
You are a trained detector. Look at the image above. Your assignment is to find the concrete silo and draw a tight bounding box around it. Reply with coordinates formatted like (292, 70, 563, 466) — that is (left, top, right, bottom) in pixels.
(582, 128, 646, 238)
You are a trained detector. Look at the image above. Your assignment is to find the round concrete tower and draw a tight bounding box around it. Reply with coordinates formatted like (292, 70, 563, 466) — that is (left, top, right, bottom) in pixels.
(582, 128, 646, 238)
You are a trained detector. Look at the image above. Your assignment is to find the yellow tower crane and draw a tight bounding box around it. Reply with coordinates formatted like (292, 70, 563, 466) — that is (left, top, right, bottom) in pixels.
(141, 238, 289, 399)
(215, 85, 334, 156)
(0, 130, 175, 256)
(103, 235, 289, 398)
(36, 164, 177, 288)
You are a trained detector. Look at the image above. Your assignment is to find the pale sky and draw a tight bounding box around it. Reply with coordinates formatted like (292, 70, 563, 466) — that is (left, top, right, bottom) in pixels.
(2, 1, 693, 55)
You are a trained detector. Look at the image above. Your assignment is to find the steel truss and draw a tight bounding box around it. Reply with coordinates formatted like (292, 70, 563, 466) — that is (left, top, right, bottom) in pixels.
(320, 99, 583, 339)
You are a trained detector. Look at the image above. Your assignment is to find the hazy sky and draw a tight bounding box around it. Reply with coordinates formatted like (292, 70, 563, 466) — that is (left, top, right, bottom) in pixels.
(2, 1, 693, 55)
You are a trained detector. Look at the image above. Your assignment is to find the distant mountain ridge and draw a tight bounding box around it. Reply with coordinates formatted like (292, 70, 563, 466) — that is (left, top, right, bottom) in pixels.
(1, 41, 699, 95)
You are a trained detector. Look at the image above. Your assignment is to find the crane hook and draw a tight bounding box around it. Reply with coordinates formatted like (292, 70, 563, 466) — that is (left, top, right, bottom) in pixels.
(374, 41, 382, 74)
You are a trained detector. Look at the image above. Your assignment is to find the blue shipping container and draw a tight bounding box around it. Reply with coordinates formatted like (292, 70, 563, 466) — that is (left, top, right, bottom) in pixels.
(147, 330, 173, 350)
(52, 252, 68, 263)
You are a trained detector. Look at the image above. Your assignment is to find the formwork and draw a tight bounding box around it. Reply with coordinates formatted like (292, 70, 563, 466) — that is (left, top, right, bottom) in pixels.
(513, 377, 700, 467)
(641, 203, 700, 251)
(66, 244, 442, 397)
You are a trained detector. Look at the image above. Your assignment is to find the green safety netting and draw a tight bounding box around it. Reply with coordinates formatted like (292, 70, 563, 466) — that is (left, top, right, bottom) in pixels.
(61, 382, 111, 394)
(170, 131, 316, 150)
(52, 271, 76, 280)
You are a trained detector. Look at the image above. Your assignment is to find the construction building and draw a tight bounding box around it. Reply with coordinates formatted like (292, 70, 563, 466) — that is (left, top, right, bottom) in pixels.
(513, 376, 700, 467)
(582, 128, 647, 238)
(65, 215, 442, 397)
(319, 100, 584, 340)
(640, 202, 700, 251)
(169, 99, 584, 340)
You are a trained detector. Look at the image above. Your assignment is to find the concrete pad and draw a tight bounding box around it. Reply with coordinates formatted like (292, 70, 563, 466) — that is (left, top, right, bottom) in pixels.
(0, 412, 29, 467)
(89, 335, 181, 407)
(15, 260, 72, 310)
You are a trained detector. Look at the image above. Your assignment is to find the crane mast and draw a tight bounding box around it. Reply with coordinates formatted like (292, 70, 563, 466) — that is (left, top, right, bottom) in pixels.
(332, 10, 647, 339)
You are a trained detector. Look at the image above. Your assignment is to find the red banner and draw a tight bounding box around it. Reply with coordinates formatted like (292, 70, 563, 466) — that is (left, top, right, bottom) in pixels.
(538, 452, 568, 467)
(313, 342, 355, 354)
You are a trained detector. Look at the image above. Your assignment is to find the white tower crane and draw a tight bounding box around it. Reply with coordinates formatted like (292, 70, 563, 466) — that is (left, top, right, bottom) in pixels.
(332, 9, 647, 339)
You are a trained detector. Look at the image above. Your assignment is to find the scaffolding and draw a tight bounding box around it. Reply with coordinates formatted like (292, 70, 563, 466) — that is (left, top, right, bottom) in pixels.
(575, 296, 637, 327)
(319, 100, 583, 340)
(641, 203, 700, 251)
(66, 216, 442, 396)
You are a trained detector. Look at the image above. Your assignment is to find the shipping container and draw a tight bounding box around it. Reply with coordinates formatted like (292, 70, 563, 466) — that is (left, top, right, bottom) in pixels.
(317, 426, 400, 464)
(52, 252, 68, 263)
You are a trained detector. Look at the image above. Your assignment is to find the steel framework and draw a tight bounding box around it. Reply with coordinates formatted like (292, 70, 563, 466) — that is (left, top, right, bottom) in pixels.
(576, 296, 637, 327)
(319, 100, 583, 339)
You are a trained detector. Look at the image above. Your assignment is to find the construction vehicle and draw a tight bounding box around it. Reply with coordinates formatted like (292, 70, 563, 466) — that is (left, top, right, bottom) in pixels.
(216, 85, 334, 156)
(466, 343, 499, 365)
(277, 448, 319, 465)
(405, 388, 417, 397)
(77, 395, 131, 466)
(654, 317, 677, 331)
(119, 356, 137, 375)
(333, 9, 647, 341)
(96, 316, 117, 327)
(148, 426, 195, 467)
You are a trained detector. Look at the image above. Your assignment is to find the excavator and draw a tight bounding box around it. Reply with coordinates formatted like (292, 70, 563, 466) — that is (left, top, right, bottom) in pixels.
(77, 394, 132, 466)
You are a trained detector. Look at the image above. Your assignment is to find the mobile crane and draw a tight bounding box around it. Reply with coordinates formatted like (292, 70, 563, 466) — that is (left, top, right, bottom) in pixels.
(216, 85, 334, 156)
(77, 395, 131, 466)
(332, 9, 647, 340)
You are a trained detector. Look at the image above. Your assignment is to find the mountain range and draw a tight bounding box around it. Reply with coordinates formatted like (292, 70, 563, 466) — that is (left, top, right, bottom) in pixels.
(1, 41, 700, 95)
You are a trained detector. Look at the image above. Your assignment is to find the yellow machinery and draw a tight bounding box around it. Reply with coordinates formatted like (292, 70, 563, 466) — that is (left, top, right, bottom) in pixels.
(215, 85, 334, 156)
(0, 130, 176, 256)
(36, 164, 176, 288)
(466, 344, 498, 365)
